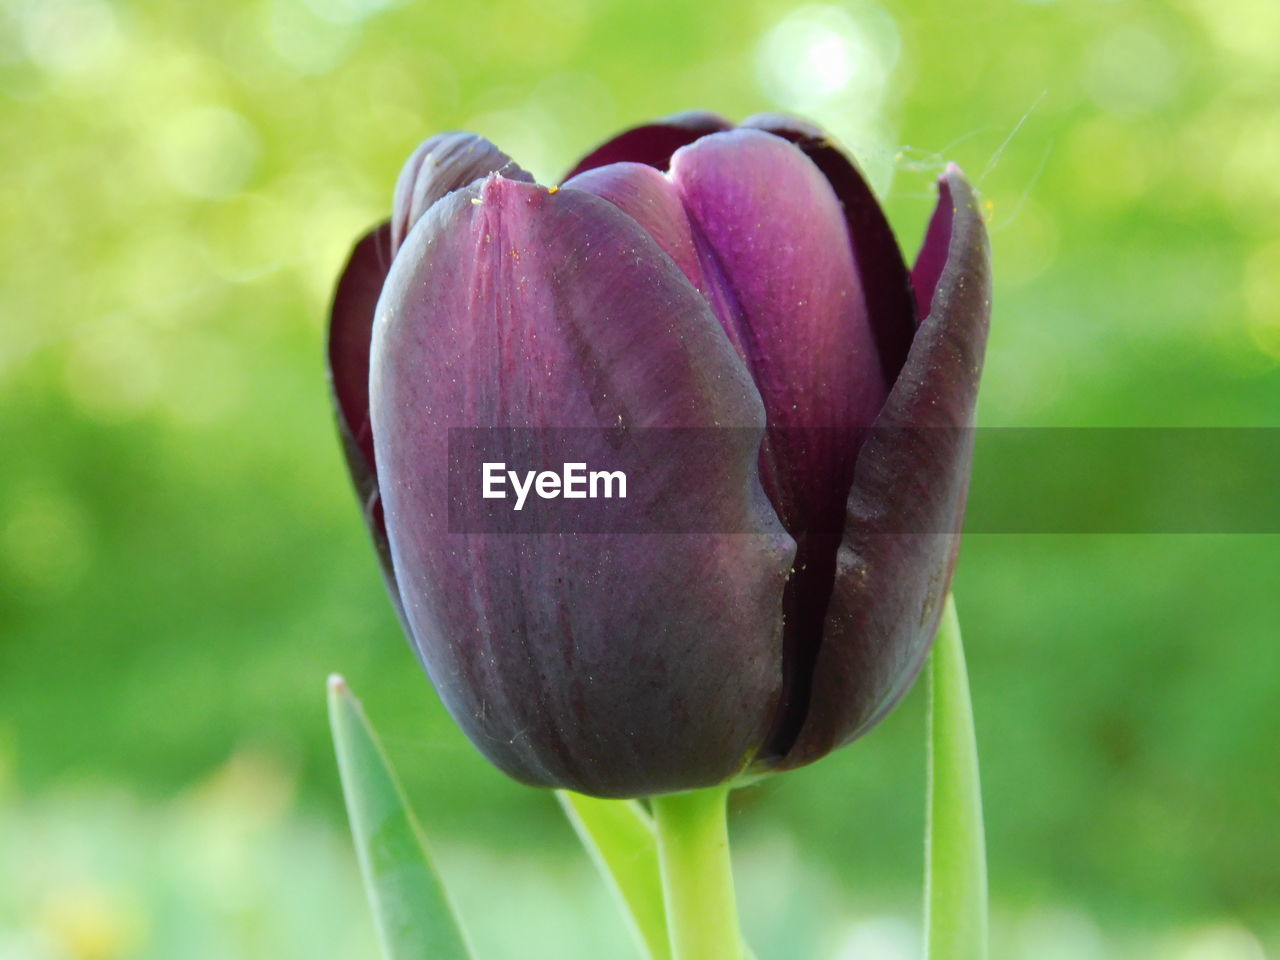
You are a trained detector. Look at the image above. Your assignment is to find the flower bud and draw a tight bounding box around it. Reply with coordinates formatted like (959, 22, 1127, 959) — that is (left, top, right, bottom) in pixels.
(329, 112, 991, 797)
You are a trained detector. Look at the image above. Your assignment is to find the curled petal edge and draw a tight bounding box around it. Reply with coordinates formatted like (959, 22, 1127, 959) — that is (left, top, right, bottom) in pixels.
(327, 220, 407, 627)
(564, 111, 733, 180)
(776, 165, 992, 770)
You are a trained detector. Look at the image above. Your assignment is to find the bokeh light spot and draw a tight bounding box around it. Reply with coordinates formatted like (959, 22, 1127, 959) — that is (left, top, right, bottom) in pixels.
(63, 319, 163, 421)
(161, 333, 246, 427)
(1083, 23, 1182, 117)
(756, 3, 900, 112)
(755, 3, 903, 194)
(1014, 907, 1107, 960)
(1062, 116, 1150, 210)
(1243, 240, 1280, 363)
(38, 884, 147, 960)
(2, 489, 92, 598)
(157, 106, 261, 200)
(266, 0, 357, 74)
(995, 197, 1060, 288)
(1172, 923, 1267, 960)
(834, 916, 917, 960)
(303, 0, 402, 26)
(17, 0, 123, 78)
(199, 192, 290, 282)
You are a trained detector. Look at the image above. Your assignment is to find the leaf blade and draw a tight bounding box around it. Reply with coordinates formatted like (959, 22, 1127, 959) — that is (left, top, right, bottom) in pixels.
(329, 674, 473, 960)
(557, 791, 671, 960)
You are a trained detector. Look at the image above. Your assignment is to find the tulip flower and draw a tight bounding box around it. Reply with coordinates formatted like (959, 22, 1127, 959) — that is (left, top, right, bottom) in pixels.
(328, 111, 990, 800)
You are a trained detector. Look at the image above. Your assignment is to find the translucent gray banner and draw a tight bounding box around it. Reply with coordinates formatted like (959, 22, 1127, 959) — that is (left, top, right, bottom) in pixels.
(441, 428, 1280, 534)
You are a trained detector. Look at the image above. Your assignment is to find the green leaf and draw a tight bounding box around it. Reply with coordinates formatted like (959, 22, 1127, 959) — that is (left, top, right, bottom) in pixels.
(556, 791, 671, 960)
(924, 595, 990, 960)
(329, 675, 474, 960)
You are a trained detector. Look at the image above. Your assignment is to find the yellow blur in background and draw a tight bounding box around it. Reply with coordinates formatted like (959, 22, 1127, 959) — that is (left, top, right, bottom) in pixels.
(2, 0, 1278, 957)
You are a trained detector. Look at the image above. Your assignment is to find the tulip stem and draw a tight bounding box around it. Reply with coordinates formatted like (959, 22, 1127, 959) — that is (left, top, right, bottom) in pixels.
(924, 594, 989, 960)
(651, 784, 742, 960)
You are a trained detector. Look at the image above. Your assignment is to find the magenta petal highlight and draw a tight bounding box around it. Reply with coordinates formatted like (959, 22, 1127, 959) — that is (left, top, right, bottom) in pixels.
(742, 113, 918, 384)
(564, 161, 706, 292)
(912, 169, 958, 321)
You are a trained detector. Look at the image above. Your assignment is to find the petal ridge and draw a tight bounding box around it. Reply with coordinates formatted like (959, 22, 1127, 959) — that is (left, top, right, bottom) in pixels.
(391, 132, 532, 253)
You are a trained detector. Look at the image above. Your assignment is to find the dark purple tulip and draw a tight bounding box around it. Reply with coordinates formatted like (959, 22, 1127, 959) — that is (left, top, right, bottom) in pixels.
(328, 113, 991, 797)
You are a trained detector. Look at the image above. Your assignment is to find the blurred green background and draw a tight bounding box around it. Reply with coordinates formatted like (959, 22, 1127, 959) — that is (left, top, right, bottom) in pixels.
(2, 0, 1278, 956)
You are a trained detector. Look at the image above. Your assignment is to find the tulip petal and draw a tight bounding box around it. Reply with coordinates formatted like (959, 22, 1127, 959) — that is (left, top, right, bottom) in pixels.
(668, 128, 889, 756)
(779, 165, 992, 769)
(563, 161, 706, 292)
(564, 110, 731, 180)
(741, 113, 917, 382)
(911, 174, 955, 320)
(371, 174, 794, 797)
(391, 133, 532, 253)
(668, 129, 889, 524)
(328, 220, 405, 622)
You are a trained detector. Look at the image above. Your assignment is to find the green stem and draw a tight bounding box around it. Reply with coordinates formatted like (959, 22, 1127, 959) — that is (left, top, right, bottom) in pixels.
(651, 785, 741, 960)
(925, 594, 989, 960)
